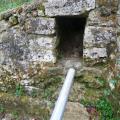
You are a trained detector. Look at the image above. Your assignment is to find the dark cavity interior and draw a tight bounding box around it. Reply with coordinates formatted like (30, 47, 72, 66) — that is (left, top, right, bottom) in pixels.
(56, 16, 87, 59)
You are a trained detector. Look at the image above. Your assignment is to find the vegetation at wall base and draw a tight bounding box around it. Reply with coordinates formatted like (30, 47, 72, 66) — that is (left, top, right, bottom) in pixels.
(0, 0, 32, 13)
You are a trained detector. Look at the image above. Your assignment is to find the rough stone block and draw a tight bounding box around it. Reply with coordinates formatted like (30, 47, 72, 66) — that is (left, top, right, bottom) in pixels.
(0, 28, 57, 72)
(117, 36, 120, 52)
(0, 20, 9, 33)
(87, 9, 117, 27)
(83, 47, 107, 59)
(84, 26, 117, 48)
(44, 0, 95, 16)
(64, 102, 89, 120)
(28, 35, 57, 63)
(0, 28, 29, 72)
(25, 17, 55, 35)
(28, 35, 57, 50)
(28, 49, 56, 63)
(117, 2, 120, 15)
(0, 50, 5, 65)
(117, 15, 120, 28)
(0, 29, 28, 62)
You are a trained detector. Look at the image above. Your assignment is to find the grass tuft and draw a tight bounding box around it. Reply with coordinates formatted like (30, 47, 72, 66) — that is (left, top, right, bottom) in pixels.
(0, 0, 32, 13)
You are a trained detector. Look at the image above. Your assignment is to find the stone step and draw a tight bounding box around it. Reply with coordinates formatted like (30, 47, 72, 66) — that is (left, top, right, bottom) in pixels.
(63, 102, 89, 120)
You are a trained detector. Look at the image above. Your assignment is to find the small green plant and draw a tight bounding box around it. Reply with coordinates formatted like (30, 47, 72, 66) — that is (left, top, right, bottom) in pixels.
(12, 111, 19, 120)
(15, 84, 25, 96)
(80, 99, 95, 107)
(38, 3, 45, 14)
(96, 76, 106, 87)
(104, 89, 111, 96)
(0, 104, 5, 113)
(44, 88, 53, 100)
(80, 97, 114, 119)
(96, 97, 113, 120)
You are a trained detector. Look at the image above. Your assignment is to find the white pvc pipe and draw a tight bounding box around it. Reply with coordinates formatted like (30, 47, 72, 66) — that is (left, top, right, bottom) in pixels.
(50, 68, 76, 120)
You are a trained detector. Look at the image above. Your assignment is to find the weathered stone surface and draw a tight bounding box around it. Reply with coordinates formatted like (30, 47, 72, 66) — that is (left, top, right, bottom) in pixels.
(9, 15, 18, 26)
(38, 10, 45, 17)
(80, 71, 106, 88)
(28, 35, 57, 50)
(0, 51, 6, 65)
(83, 47, 107, 59)
(0, 28, 28, 68)
(56, 58, 83, 76)
(117, 5, 120, 52)
(99, 6, 112, 17)
(25, 17, 55, 35)
(0, 0, 119, 119)
(0, 92, 51, 120)
(28, 49, 56, 63)
(69, 81, 86, 102)
(117, 16, 120, 52)
(84, 26, 117, 48)
(44, 0, 95, 16)
(96, 0, 118, 10)
(64, 102, 89, 120)
(117, 37, 120, 52)
(87, 9, 117, 27)
(117, 2, 120, 15)
(0, 20, 8, 33)
(0, 27, 56, 72)
(0, 11, 13, 20)
(117, 1, 120, 54)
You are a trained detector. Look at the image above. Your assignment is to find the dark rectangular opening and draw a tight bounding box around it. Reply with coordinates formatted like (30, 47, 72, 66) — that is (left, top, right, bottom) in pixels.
(56, 16, 87, 59)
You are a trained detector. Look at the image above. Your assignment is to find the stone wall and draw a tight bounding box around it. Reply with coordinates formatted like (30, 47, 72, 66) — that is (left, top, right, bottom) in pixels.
(0, 0, 119, 119)
(117, 1, 120, 76)
(83, 0, 118, 65)
(0, 0, 118, 72)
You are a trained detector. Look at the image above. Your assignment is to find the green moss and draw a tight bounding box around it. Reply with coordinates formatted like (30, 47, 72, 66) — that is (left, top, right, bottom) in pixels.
(15, 84, 25, 97)
(0, 104, 5, 113)
(11, 111, 19, 120)
(84, 88, 104, 102)
(96, 97, 114, 119)
(9, 15, 18, 26)
(0, 0, 33, 13)
(80, 97, 114, 119)
(76, 74, 106, 89)
(93, 62, 108, 68)
(0, 72, 63, 118)
(0, 92, 51, 119)
(38, 4, 45, 14)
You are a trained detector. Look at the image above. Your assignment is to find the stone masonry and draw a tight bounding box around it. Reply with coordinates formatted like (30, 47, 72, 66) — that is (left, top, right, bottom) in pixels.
(0, 0, 118, 72)
(0, 0, 119, 119)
